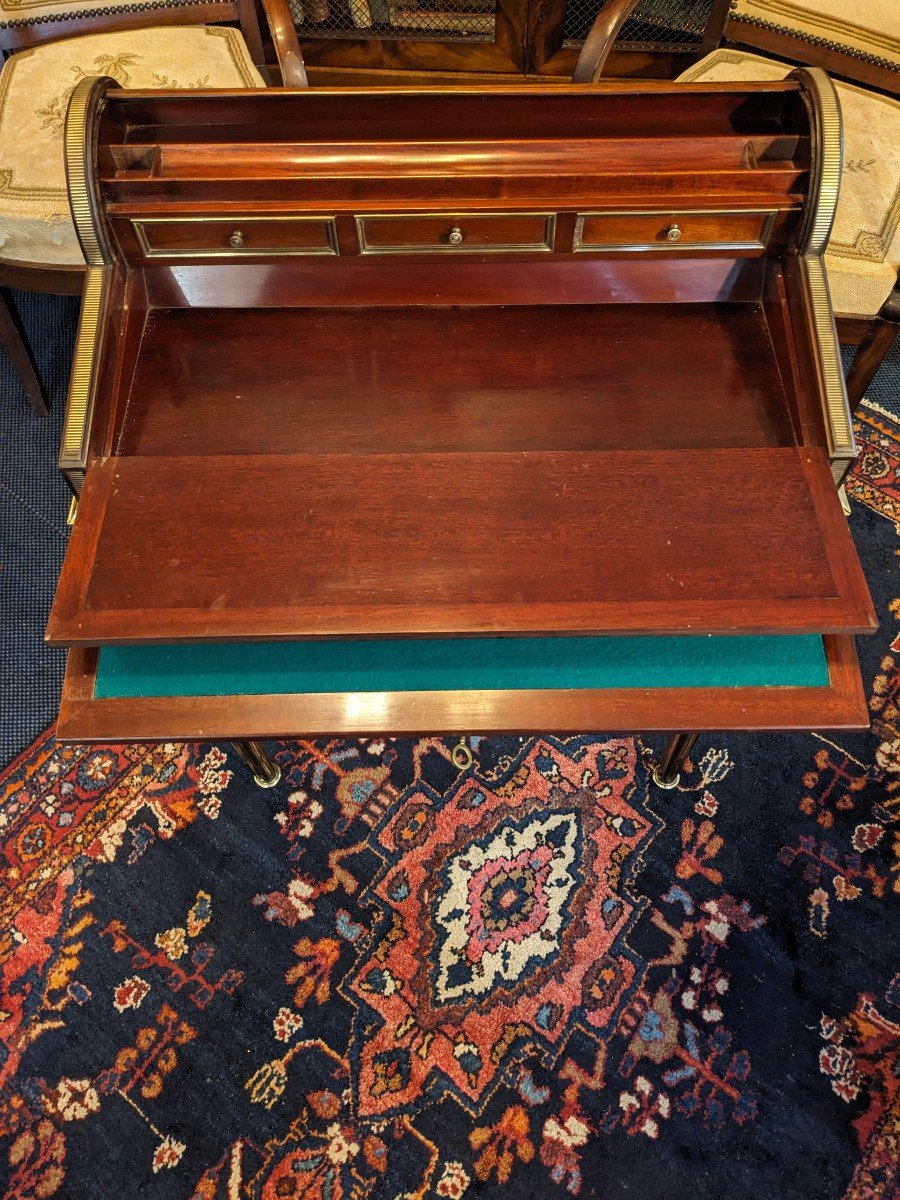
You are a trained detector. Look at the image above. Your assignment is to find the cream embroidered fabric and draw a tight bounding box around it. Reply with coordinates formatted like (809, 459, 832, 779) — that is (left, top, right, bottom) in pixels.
(0, 26, 263, 266)
(680, 50, 900, 318)
(0, 0, 201, 28)
(729, 0, 900, 68)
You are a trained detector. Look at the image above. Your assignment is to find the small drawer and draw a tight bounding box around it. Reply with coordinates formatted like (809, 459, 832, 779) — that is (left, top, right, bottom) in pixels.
(356, 212, 555, 255)
(133, 216, 338, 258)
(573, 210, 776, 253)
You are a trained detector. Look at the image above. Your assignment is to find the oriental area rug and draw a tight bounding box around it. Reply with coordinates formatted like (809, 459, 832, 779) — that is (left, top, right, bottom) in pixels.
(0, 401, 897, 1200)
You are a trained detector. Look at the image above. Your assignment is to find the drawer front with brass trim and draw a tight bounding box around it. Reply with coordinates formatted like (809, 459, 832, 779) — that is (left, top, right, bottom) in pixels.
(356, 212, 556, 255)
(573, 210, 777, 253)
(132, 216, 338, 258)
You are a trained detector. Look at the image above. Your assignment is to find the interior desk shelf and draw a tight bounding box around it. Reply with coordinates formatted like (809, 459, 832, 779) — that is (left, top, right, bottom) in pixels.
(49, 77, 875, 759)
(117, 303, 794, 455)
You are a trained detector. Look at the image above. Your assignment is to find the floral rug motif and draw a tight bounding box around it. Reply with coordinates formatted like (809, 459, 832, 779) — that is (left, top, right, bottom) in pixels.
(0, 401, 898, 1200)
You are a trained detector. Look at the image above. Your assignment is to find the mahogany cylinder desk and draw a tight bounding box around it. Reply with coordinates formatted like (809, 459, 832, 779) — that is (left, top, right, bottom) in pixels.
(47, 74, 876, 786)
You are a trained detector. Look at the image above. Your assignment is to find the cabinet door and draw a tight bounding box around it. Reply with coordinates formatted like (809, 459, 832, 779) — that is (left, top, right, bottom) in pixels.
(295, 0, 530, 74)
(529, 0, 716, 77)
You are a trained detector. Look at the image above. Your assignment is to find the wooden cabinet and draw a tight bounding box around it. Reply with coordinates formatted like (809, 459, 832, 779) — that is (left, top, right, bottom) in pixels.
(296, 0, 717, 79)
(296, 0, 530, 75)
(527, 0, 716, 76)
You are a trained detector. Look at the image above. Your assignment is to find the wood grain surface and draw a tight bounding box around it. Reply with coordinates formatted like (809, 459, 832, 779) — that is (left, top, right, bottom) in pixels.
(116, 303, 794, 457)
(47, 445, 874, 644)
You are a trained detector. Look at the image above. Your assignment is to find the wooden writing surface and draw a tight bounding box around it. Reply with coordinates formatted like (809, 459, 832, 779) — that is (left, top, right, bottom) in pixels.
(47, 445, 873, 644)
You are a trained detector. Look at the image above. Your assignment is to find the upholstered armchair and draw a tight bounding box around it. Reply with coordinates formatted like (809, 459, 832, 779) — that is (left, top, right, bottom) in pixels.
(574, 0, 900, 412)
(0, 0, 306, 414)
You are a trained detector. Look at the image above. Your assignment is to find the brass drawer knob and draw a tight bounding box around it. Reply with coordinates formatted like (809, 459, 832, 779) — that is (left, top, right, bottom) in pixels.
(448, 225, 464, 246)
(666, 223, 682, 243)
(229, 229, 245, 248)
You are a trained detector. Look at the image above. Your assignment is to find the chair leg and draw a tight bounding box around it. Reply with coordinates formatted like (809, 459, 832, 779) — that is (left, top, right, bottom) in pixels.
(844, 274, 900, 415)
(0, 287, 47, 416)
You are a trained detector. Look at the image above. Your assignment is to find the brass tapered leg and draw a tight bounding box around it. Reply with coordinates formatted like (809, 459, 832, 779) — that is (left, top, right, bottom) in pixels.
(652, 733, 699, 789)
(231, 739, 281, 788)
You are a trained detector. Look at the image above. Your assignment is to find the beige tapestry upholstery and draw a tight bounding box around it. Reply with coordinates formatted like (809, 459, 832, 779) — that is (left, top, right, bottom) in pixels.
(679, 50, 900, 319)
(0, 0, 209, 31)
(728, 0, 900, 70)
(0, 25, 263, 267)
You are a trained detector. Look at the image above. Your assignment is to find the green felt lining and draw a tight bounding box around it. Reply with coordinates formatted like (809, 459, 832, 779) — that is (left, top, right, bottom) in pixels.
(94, 635, 830, 698)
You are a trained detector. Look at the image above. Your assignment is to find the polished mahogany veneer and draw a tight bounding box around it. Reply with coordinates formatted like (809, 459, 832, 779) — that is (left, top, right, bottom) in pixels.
(48, 77, 875, 748)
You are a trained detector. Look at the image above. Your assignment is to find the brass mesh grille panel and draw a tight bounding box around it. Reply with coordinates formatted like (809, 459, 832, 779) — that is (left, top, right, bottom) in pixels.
(288, 0, 496, 42)
(563, 0, 712, 52)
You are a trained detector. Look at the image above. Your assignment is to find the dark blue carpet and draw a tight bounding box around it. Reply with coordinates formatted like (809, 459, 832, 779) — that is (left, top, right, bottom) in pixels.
(0, 295, 897, 1200)
(0, 292, 79, 766)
